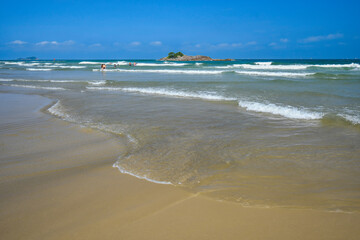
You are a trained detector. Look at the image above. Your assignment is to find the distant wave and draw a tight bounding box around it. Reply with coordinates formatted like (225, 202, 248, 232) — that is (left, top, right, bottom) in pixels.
(93, 69, 224, 74)
(59, 66, 86, 69)
(216, 63, 360, 70)
(135, 63, 189, 66)
(5, 84, 66, 90)
(79, 61, 104, 65)
(87, 86, 236, 101)
(238, 100, 324, 120)
(310, 63, 360, 68)
(235, 71, 312, 77)
(26, 68, 52, 71)
(79, 61, 128, 65)
(88, 80, 106, 86)
(254, 62, 273, 65)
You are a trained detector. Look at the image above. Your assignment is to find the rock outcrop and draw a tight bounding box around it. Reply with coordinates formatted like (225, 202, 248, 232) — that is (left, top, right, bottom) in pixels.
(159, 55, 234, 61)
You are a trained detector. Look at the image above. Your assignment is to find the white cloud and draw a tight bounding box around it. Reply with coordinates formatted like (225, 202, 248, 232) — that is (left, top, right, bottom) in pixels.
(300, 33, 343, 43)
(195, 44, 201, 48)
(90, 43, 102, 47)
(35, 40, 74, 46)
(280, 38, 289, 43)
(35, 41, 61, 46)
(215, 43, 243, 48)
(10, 40, 27, 45)
(150, 41, 162, 46)
(246, 41, 257, 45)
(231, 43, 243, 47)
(36, 41, 50, 45)
(62, 40, 75, 45)
(269, 42, 277, 46)
(130, 41, 141, 46)
(217, 43, 229, 47)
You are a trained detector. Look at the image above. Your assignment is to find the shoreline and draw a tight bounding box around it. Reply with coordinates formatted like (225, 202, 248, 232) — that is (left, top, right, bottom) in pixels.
(1, 92, 360, 239)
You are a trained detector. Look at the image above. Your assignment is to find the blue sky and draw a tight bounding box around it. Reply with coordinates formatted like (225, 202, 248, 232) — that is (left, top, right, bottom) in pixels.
(0, 0, 359, 59)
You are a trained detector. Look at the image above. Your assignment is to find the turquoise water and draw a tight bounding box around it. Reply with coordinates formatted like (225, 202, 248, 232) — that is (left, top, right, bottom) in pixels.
(1, 59, 360, 211)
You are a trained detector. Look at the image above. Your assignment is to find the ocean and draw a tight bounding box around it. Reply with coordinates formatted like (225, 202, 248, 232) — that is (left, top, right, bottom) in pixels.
(1, 59, 359, 212)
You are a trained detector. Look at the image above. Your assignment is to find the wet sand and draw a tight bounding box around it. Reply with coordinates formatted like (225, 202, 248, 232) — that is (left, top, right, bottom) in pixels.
(1, 93, 359, 240)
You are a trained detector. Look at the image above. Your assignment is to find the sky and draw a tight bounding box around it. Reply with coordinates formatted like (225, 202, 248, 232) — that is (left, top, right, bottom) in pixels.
(0, 0, 359, 59)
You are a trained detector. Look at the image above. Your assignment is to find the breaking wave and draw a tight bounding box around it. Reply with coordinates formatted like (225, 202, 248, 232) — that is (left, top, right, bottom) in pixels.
(235, 71, 312, 77)
(87, 86, 236, 101)
(238, 100, 324, 120)
(5, 84, 66, 90)
(93, 69, 225, 74)
(26, 68, 52, 71)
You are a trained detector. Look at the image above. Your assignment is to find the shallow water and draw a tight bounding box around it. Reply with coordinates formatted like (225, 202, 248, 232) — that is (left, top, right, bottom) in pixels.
(1, 59, 360, 211)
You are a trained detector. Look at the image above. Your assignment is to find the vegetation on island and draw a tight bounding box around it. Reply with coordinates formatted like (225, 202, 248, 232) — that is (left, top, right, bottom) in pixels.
(167, 52, 184, 59)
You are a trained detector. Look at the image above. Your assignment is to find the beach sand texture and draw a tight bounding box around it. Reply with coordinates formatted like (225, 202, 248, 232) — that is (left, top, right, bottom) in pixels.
(0, 93, 360, 240)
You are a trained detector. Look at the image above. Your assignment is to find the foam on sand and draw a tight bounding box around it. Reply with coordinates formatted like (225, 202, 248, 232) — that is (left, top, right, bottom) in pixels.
(238, 100, 324, 119)
(112, 162, 172, 185)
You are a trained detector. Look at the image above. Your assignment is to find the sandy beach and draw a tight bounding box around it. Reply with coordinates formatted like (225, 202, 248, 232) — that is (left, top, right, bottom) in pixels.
(0, 92, 359, 240)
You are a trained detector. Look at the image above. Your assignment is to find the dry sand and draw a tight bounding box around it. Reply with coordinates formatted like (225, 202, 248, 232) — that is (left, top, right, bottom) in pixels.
(0, 93, 359, 240)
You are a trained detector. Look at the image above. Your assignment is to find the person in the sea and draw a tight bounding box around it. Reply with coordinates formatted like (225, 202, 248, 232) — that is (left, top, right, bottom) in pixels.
(101, 64, 106, 70)
(114, 64, 117, 68)
(129, 62, 132, 66)
(133, 62, 136, 66)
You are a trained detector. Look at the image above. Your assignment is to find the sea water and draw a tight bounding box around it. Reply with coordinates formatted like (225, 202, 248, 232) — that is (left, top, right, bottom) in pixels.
(1, 59, 360, 211)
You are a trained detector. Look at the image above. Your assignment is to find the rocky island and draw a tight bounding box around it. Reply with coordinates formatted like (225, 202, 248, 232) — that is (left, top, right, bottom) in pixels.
(159, 52, 234, 61)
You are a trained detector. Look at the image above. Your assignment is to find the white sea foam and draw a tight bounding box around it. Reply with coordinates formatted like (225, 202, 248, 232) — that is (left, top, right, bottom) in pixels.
(59, 66, 86, 69)
(26, 68, 52, 71)
(79, 61, 104, 64)
(6, 84, 66, 90)
(135, 63, 189, 66)
(88, 80, 106, 86)
(87, 86, 236, 101)
(310, 63, 360, 68)
(234, 64, 308, 70)
(93, 69, 224, 74)
(18, 62, 40, 66)
(216, 63, 360, 70)
(9, 79, 78, 83)
(48, 101, 73, 120)
(112, 162, 172, 185)
(4, 61, 24, 65)
(255, 61, 273, 65)
(338, 114, 360, 125)
(195, 62, 203, 66)
(0, 78, 14, 81)
(111, 61, 129, 65)
(49, 80, 80, 83)
(235, 71, 312, 77)
(238, 100, 324, 119)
